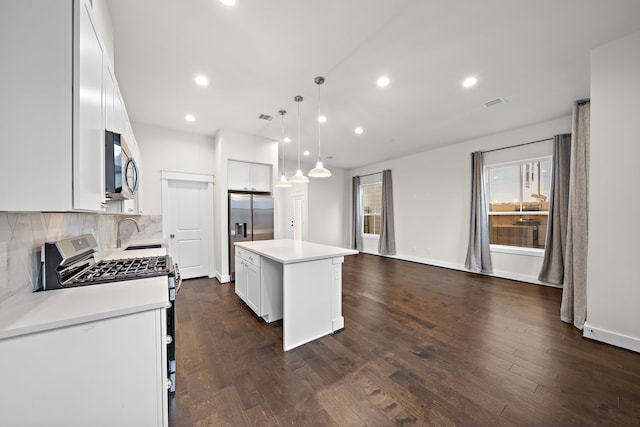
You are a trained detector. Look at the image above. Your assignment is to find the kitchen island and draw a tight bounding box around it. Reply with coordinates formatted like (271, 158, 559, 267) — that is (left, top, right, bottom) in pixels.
(234, 239, 358, 351)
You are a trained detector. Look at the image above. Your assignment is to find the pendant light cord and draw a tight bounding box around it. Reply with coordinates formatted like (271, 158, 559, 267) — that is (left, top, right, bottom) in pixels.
(317, 83, 321, 161)
(314, 76, 325, 162)
(296, 97, 302, 169)
(279, 110, 286, 175)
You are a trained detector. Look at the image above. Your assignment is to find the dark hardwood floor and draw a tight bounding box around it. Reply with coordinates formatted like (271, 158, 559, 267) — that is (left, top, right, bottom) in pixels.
(169, 253, 640, 426)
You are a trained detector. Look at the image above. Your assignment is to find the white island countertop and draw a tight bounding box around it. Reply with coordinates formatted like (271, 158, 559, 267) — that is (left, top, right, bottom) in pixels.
(0, 246, 169, 340)
(235, 239, 358, 264)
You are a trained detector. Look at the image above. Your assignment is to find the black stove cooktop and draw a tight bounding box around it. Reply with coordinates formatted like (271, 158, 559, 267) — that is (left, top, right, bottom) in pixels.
(69, 256, 171, 286)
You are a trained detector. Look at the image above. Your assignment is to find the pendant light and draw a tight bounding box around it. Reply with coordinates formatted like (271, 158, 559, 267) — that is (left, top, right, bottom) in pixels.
(274, 109, 292, 188)
(308, 76, 332, 178)
(289, 95, 309, 184)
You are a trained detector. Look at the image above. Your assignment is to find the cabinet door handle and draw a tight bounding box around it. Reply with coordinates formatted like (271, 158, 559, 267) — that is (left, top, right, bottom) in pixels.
(170, 234, 175, 239)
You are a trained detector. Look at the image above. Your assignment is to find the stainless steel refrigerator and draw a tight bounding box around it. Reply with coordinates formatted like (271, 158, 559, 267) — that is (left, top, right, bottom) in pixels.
(229, 194, 274, 280)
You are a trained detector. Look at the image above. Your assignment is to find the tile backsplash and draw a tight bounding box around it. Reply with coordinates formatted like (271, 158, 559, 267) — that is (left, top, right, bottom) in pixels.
(0, 212, 162, 303)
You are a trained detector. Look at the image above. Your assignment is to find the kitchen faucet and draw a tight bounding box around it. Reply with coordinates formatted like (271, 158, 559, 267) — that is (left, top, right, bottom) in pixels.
(116, 217, 140, 248)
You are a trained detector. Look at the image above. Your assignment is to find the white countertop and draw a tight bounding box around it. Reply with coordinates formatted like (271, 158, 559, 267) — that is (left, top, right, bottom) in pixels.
(0, 246, 169, 341)
(235, 239, 358, 264)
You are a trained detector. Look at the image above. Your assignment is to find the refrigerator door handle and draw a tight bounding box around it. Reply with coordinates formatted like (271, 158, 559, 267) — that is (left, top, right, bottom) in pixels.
(243, 222, 248, 238)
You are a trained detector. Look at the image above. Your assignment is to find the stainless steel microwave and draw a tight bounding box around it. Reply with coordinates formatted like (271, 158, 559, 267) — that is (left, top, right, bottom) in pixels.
(105, 130, 139, 200)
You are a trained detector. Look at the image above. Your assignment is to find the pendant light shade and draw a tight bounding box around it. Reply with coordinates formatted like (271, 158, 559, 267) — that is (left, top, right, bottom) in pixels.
(274, 109, 292, 188)
(289, 95, 309, 184)
(308, 76, 332, 178)
(290, 168, 309, 183)
(275, 173, 292, 187)
(309, 160, 331, 178)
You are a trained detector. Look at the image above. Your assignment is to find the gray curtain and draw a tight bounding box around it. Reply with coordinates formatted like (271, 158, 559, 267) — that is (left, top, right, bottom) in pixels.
(465, 151, 493, 273)
(561, 100, 590, 329)
(378, 169, 396, 255)
(352, 176, 362, 250)
(538, 134, 572, 284)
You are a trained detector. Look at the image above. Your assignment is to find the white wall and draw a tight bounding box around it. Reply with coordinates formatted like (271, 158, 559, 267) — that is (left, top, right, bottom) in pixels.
(307, 165, 350, 247)
(350, 116, 571, 284)
(586, 30, 640, 352)
(272, 159, 349, 248)
(213, 130, 278, 282)
(133, 122, 216, 215)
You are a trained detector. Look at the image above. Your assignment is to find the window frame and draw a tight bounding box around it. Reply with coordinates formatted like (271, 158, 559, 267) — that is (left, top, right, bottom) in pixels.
(360, 181, 382, 238)
(485, 155, 552, 255)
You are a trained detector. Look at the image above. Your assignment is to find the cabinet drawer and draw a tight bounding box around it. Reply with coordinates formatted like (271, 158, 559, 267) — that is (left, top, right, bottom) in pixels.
(235, 248, 260, 267)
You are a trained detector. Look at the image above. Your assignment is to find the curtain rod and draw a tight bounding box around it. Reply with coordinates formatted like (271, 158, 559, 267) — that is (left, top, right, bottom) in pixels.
(480, 137, 553, 154)
(355, 171, 384, 178)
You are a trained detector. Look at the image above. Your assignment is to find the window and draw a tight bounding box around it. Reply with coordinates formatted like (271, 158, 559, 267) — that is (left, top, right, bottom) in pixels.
(361, 182, 382, 236)
(486, 157, 552, 249)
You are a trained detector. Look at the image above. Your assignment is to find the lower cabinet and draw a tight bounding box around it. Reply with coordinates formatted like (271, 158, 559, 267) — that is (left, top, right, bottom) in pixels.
(0, 309, 169, 427)
(246, 260, 261, 314)
(235, 247, 283, 323)
(235, 247, 261, 314)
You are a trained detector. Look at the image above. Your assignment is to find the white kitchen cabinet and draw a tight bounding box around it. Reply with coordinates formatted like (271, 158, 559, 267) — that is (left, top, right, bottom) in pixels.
(0, 0, 137, 213)
(73, 0, 107, 211)
(0, 309, 169, 426)
(246, 253, 261, 313)
(104, 62, 127, 136)
(235, 247, 258, 311)
(234, 247, 282, 322)
(228, 160, 272, 192)
(235, 257, 248, 300)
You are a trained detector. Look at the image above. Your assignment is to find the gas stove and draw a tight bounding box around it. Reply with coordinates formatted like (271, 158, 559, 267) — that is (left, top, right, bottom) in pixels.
(39, 234, 174, 290)
(38, 234, 181, 395)
(68, 256, 170, 286)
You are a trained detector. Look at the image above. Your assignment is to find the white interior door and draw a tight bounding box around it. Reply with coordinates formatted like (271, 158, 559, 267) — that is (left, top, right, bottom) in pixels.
(287, 192, 307, 241)
(166, 179, 209, 279)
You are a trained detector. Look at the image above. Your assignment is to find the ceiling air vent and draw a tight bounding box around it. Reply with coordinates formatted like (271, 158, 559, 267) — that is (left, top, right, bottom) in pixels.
(258, 113, 274, 121)
(483, 97, 505, 108)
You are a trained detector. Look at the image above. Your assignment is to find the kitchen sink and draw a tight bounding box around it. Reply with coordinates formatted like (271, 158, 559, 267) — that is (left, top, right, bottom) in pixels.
(124, 243, 163, 251)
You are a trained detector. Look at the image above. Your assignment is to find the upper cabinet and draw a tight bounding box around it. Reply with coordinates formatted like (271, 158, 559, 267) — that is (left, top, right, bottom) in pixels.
(73, 0, 107, 211)
(228, 160, 272, 192)
(0, 0, 138, 213)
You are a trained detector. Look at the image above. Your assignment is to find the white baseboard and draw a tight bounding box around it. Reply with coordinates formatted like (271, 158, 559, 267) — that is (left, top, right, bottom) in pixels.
(216, 272, 231, 284)
(583, 323, 640, 353)
(359, 251, 557, 287)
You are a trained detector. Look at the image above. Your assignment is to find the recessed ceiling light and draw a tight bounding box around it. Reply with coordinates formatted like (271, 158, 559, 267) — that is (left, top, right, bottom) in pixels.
(463, 76, 477, 88)
(354, 127, 364, 135)
(185, 114, 196, 122)
(219, 0, 236, 6)
(318, 115, 327, 123)
(376, 76, 390, 87)
(303, 150, 310, 156)
(195, 75, 209, 86)
(284, 137, 291, 143)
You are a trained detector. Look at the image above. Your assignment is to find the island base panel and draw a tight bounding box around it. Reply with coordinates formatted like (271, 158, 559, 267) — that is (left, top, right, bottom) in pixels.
(283, 258, 336, 351)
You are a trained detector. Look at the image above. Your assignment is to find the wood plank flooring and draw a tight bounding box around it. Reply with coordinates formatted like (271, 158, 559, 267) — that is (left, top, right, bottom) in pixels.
(169, 253, 640, 426)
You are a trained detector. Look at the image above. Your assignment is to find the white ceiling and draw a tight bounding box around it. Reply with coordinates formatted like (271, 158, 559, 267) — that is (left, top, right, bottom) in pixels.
(106, 0, 640, 169)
